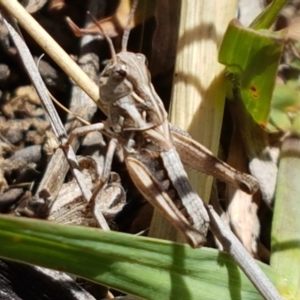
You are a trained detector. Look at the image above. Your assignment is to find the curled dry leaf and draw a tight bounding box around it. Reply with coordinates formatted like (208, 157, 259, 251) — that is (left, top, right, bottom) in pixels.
(226, 129, 260, 257)
(66, 0, 157, 38)
(48, 157, 126, 229)
(227, 189, 260, 256)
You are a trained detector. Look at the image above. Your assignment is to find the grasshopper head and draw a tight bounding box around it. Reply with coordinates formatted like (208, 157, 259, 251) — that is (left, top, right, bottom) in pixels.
(98, 51, 150, 103)
(99, 51, 166, 132)
(99, 51, 150, 99)
(97, 0, 167, 131)
(98, 55, 134, 104)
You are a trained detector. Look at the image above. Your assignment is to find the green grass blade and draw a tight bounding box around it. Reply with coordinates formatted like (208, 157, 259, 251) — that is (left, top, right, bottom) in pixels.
(271, 133, 300, 299)
(250, 0, 287, 30)
(219, 19, 284, 125)
(0, 215, 290, 299)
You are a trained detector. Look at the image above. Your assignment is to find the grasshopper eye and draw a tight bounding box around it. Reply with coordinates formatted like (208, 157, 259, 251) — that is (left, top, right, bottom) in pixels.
(135, 53, 148, 65)
(114, 64, 127, 79)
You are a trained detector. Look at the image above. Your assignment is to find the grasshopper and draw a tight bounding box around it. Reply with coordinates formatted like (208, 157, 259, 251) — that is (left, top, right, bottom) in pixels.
(68, 1, 259, 248)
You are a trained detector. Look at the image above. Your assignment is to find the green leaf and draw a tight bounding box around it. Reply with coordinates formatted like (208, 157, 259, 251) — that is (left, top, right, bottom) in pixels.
(272, 84, 300, 111)
(219, 19, 284, 125)
(291, 111, 300, 135)
(267, 84, 300, 132)
(267, 108, 292, 132)
(0, 215, 290, 299)
(271, 134, 300, 299)
(250, 0, 287, 30)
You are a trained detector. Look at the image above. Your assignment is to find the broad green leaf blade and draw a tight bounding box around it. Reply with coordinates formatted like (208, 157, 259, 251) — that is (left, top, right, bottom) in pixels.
(0, 215, 289, 300)
(271, 134, 300, 299)
(219, 19, 284, 125)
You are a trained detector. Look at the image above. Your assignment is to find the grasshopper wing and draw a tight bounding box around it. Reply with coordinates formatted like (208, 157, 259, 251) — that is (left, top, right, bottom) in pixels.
(126, 156, 207, 248)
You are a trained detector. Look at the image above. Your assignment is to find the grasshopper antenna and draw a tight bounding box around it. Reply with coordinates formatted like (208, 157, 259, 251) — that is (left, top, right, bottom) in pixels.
(87, 12, 117, 63)
(121, 0, 139, 52)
